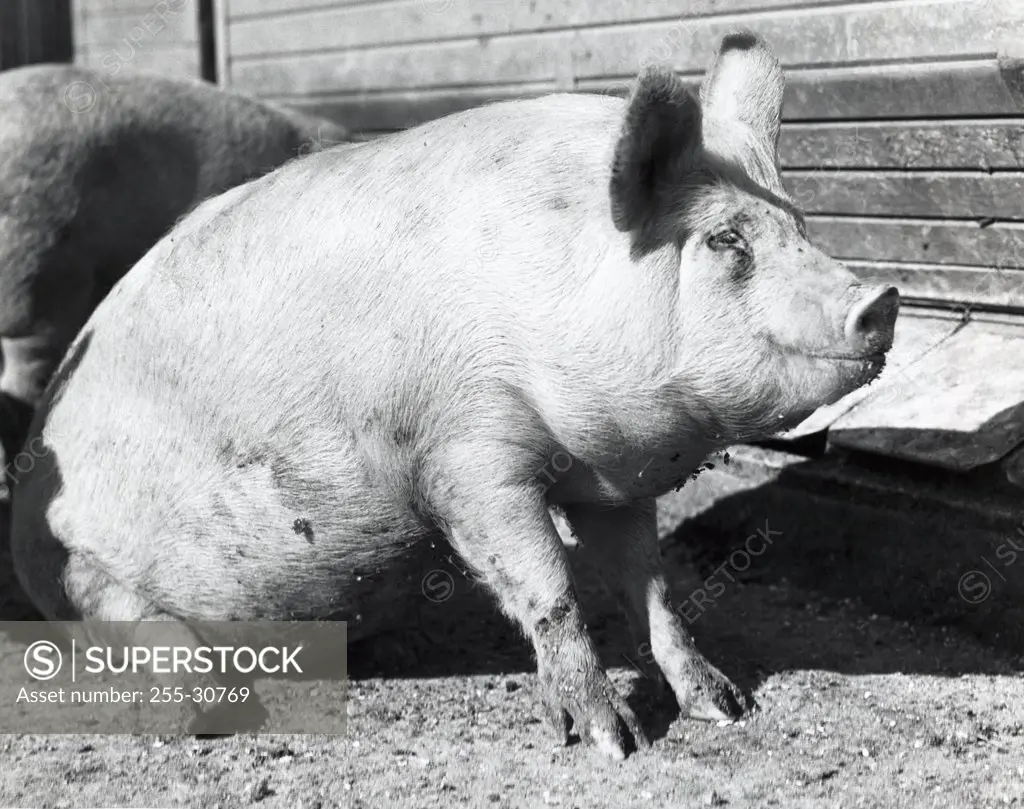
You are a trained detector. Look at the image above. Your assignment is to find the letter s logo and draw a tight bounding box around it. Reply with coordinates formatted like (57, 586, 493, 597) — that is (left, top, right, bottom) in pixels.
(421, 570, 455, 603)
(24, 641, 63, 681)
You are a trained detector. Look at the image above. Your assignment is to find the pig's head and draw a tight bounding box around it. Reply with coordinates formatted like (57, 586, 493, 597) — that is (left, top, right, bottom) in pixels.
(609, 33, 899, 438)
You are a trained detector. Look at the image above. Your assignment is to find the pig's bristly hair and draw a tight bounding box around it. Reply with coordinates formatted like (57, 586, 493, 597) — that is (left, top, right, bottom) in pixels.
(691, 119, 807, 237)
(700, 32, 785, 159)
(702, 118, 790, 202)
(696, 30, 793, 211)
(666, 131, 803, 249)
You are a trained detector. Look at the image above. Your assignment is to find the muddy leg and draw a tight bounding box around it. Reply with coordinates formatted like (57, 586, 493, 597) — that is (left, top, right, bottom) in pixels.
(432, 467, 648, 760)
(561, 499, 750, 722)
(557, 503, 666, 692)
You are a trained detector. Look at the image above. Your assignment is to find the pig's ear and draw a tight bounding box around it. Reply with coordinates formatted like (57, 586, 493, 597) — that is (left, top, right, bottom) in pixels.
(610, 67, 702, 233)
(700, 32, 784, 155)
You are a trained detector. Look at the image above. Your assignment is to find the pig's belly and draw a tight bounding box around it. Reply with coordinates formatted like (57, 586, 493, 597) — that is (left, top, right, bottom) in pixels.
(40, 391, 443, 630)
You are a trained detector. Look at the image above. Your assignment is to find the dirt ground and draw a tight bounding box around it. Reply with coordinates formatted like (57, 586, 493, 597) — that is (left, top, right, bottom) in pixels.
(1, 516, 1023, 808)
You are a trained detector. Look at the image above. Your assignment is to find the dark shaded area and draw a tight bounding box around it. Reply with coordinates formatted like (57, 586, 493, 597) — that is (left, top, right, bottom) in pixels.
(0, 394, 36, 480)
(0, 0, 72, 71)
(78, 134, 201, 293)
(198, 0, 217, 84)
(0, 332, 91, 623)
(678, 440, 1024, 657)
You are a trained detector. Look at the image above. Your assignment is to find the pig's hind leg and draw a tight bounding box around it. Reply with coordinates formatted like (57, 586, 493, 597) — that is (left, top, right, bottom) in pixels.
(561, 499, 751, 723)
(45, 552, 267, 735)
(427, 454, 649, 760)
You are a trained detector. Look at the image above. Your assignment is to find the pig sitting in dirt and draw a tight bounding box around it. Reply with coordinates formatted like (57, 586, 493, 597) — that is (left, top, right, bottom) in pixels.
(0, 64, 350, 462)
(12, 34, 898, 758)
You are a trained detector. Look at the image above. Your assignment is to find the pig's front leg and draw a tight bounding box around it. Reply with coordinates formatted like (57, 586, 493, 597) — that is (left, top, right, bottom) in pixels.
(561, 499, 750, 723)
(432, 467, 649, 759)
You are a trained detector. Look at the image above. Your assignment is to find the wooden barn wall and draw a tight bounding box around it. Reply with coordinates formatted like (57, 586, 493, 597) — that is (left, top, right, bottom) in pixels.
(221, 0, 1023, 311)
(72, 0, 200, 79)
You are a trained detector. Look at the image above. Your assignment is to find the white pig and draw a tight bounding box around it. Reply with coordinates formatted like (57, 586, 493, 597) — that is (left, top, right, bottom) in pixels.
(11, 34, 898, 759)
(0, 64, 350, 460)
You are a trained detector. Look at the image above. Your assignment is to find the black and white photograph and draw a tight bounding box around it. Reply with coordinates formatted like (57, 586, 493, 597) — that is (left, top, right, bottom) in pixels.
(0, 0, 1022, 806)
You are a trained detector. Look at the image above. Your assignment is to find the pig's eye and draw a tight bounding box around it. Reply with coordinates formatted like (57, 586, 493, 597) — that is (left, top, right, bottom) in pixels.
(707, 230, 746, 253)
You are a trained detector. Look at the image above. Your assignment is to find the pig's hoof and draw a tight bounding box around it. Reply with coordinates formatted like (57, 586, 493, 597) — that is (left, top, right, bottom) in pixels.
(539, 671, 650, 760)
(676, 659, 750, 722)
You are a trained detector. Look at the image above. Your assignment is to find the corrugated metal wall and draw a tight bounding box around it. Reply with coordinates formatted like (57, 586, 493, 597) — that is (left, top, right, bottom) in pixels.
(71, 0, 201, 79)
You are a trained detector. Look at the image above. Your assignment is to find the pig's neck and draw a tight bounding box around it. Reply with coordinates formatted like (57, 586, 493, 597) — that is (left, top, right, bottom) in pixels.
(527, 260, 792, 503)
(529, 356, 733, 504)
(538, 374, 788, 504)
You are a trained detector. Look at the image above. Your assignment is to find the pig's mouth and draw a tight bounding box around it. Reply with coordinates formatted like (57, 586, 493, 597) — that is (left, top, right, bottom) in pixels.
(808, 351, 886, 365)
(774, 342, 890, 392)
(806, 350, 887, 386)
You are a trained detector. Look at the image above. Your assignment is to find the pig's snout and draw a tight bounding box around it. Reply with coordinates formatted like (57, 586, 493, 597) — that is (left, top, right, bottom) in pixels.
(844, 285, 899, 357)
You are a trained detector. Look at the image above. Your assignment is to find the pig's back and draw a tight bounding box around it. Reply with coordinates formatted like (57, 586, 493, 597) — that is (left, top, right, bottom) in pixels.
(69, 91, 626, 430)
